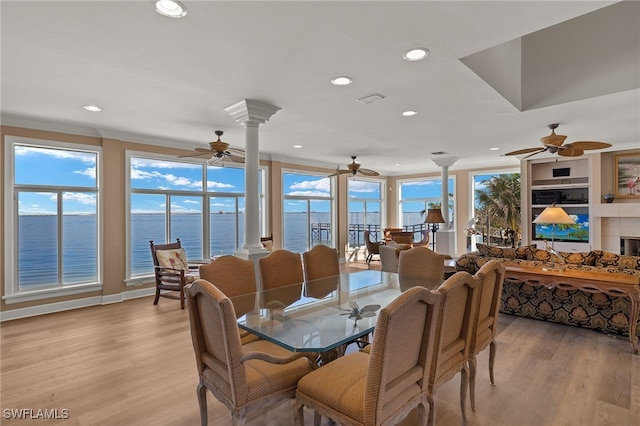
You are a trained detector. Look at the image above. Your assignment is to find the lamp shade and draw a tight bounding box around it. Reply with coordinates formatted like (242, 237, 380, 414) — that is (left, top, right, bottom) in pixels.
(532, 204, 576, 225)
(425, 208, 446, 224)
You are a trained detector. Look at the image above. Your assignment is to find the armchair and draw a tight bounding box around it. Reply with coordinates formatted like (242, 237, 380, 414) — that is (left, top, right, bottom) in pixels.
(149, 239, 198, 309)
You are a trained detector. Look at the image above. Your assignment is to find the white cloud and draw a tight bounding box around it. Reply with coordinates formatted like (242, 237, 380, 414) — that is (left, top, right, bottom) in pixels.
(63, 192, 96, 205)
(288, 178, 330, 196)
(74, 166, 96, 179)
(403, 180, 436, 187)
(16, 146, 95, 163)
(349, 180, 378, 192)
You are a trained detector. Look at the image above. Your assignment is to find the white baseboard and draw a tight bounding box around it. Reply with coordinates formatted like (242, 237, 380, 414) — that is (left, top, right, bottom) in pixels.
(0, 287, 156, 322)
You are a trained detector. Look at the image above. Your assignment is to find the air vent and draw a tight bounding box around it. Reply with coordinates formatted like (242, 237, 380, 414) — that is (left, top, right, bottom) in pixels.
(431, 151, 447, 155)
(357, 93, 386, 104)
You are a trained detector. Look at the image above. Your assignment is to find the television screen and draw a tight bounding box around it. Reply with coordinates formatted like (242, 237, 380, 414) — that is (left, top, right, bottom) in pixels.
(533, 213, 589, 242)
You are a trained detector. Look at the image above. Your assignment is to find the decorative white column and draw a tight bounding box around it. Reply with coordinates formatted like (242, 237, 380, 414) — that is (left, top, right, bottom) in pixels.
(432, 157, 458, 256)
(225, 99, 280, 258)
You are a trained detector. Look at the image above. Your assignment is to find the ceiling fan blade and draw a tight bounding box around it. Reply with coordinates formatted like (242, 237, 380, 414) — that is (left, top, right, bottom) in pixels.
(195, 147, 214, 153)
(329, 169, 352, 177)
(521, 148, 548, 160)
(178, 152, 213, 158)
(565, 141, 612, 150)
(226, 154, 245, 163)
(558, 147, 584, 157)
(226, 147, 245, 156)
(357, 168, 379, 177)
(504, 147, 545, 156)
(359, 304, 380, 313)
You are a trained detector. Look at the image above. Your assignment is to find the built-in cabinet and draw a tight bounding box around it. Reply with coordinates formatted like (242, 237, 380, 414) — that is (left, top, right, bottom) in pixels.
(523, 157, 592, 252)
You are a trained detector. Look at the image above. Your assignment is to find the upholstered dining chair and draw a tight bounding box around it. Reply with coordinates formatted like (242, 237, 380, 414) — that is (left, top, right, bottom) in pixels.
(427, 271, 480, 426)
(149, 239, 198, 309)
(294, 286, 444, 426)
(199, 255, 261, 345)
(186, 279, 313, 426)
(302, 245, 339, 299)
(364, 230, 383, 264)
(379, 244, 400, 273)
(258, 249, 304, 309)
(398, 246, 446, 282)
(468, 260, 506, 411)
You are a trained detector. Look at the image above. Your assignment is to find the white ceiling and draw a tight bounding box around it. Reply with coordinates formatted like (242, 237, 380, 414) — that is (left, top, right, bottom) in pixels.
(2, 0, 639, 175)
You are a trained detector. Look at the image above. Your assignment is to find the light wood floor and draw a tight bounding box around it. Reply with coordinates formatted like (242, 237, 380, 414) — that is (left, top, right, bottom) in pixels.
(1, 260, 639, 426)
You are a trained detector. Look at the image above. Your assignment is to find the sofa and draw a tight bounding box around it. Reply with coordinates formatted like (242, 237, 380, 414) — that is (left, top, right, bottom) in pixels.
(455, 244, 640, 338)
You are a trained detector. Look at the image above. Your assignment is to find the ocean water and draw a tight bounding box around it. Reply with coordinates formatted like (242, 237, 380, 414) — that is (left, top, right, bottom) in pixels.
(18, 212, 418, 289)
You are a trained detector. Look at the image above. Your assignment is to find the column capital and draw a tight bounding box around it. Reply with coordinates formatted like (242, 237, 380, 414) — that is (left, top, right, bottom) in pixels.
(225, 99, 281, 126)
(432, 156, 458, 168)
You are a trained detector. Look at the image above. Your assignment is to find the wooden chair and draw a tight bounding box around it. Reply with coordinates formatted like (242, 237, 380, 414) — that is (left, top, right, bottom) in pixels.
(260, 232, 274, 252)
(149, 239, 197, 309)
(294, 286, 444, 426)
(186, 279, 313, 426)
(302, 245, 339, 299)
(468, 260, 506, 410)
(199, 255, 261, 344)
(258, 249, 304, 309)
(412, 229, 430, 247)
(364, 230, 382, 264)
(390, 231, 414, 245)
(427, 271, 481, 426)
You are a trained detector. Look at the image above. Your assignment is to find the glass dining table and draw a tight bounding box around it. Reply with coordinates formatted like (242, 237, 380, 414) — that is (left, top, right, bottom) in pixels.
(231, 270, 445, 362)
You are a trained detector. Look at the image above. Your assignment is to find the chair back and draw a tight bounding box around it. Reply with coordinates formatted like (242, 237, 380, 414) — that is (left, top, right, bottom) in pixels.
(364, 230, 381, 254)
(149, 239, 181, 267)
(364, 286, 443, 425)
(259, 249, 304, 308)
(398, 246, 445, 281)
(199, 256, 257, 317)
(186, 279, 249, 407)
(379, 244, 400, 273)
(471, 260, 506, 354)
(302, 245, 340, 298)
(432, 272, 479, 388)
(390, 231, 413, 245)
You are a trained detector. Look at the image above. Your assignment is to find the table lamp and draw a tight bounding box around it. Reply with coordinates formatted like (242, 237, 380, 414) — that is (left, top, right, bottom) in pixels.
(425, 207, 446, 251)
(532, 203, 575, 249)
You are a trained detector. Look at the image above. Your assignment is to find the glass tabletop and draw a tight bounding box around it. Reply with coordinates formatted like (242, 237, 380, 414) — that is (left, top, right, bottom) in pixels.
(232, 270, 444, 353)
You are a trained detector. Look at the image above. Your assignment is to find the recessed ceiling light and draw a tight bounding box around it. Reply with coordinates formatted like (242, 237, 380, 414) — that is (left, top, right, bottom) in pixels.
(403, 48, 430, 61)
(293, 145, 303, 149)
(394, 163, 401, 166)
(331, 76, 353, 86)
(82, 105, 102, 112)
(490, 147, 500, 151)
(155, 0, 187, 18)
(402, 110, 417, 117)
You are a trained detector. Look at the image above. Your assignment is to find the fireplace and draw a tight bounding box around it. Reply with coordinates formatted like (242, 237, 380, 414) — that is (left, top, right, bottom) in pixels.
(620, 236, 640, 256)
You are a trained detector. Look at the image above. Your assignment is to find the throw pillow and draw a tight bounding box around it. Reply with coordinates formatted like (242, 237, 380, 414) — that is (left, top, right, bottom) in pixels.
(476, 243, 489, 256)
(156, 248, 189, 270)
(261, 240, 273, 252)
(515, 245, 535, 260)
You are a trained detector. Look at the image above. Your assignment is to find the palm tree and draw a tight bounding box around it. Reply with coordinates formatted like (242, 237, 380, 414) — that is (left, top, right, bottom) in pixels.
(476, 174, 521, 243)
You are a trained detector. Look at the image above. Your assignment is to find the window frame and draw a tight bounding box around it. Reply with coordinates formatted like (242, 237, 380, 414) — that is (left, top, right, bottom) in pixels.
(125, 151, 267, 284)
(3, 136, 103, 304)
(347, 177, 386, 247)
(282, 168, 336, 251)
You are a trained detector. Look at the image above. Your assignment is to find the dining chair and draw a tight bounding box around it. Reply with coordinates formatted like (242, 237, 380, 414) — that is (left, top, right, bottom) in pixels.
(379, 244, 400, 272)
(293, 286, 444, 426)
(302, 244, 339, 299)
(468, 260, 506, 411)
(427, 271, 480, 426)
(186, 279, 313, 426)
(258, 249, 304, 309)
(198, 255, 260, 344)
(364, 230, 383, 264)
(149, 239, 198, 309)
(398, 246, 446, 282)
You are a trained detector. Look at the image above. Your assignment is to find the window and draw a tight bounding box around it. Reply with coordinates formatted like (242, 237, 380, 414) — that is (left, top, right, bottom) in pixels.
(347, 179, 383, 248)
(4, 137, 101, 302)
(398, 177, 455, 245)
(128, 154, 264, 279)
(472, 171, 520, 246)
(282, 171, 334, 252)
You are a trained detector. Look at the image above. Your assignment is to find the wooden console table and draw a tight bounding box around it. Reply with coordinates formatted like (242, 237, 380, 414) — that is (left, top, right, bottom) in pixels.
(503, 264, 640, 354)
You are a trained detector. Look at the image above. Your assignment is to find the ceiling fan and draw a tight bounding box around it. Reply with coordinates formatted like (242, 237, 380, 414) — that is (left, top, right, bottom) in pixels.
(340, 301, 381, 326)
(329, 156, 380, 177)
(178, 130, 245, 164)
(504, 123, 612, 159)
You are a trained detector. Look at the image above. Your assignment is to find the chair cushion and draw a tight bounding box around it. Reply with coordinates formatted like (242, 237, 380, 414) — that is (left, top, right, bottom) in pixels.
(156, 248, 189, 270)
(297, 351, 369, 422)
